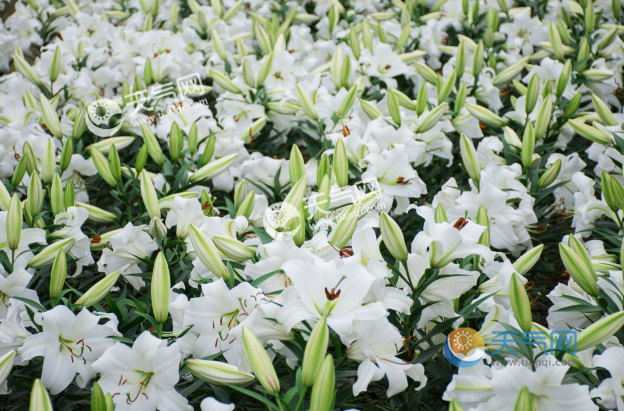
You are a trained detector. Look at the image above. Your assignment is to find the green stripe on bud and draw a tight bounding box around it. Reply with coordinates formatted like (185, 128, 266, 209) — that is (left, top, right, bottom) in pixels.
(234, 180, 249, 209)
(360, 99, 382, 120)
(309, 354, 335, 411)
(189, 153, 238, 184)
(236, 191, 255, 219)
(564, 93, 582, 119)
(329, 203, 361, 250)
(416, 102, 447, 133)
(188, 122, 198, 155)
(140, 170, 160, 219)
(152, 252, 170, 323)
(379, 212, 408, 261)
(108, 144, 121, 183)
(169, 122, 183, 162)
(317, 154, 331, 186)
(465, 103, 508, 128)
(492, 56, 530, 87)
(135, 144, 148, 174)
(576, 311, 624, 351)
(91, 381, 107, 411)
(449, 399, 465, 411)
(0, 351, 14, 393)
(525, 74, 539, 115)
(41, 138, 56, 184)
(559, 243, 599, 296)
(415, 61, 438, 84)
(568, 119, 612, 145)
(568, 235, 597, 280)
(514, 386, 534, 411)
(201, 132, 215, 166)
(336, 84, 358, 118)
(91, 147, 117, 187)
(76, 270, 121, 307)
(537, 158, 561, 189)
(212, 235, 256, 262)
(27, 172, 43, 218)
(241, 326, 280, 394)
(28, 237, 75, 269)
(40, 94, 63, 139)
(387, 88, 402, 126)
(49, 250, 67, 300)
(522, 123, 535, 169)
(186, 359, 255, 385)
(11, 157, 26, 187)
(50, 46, 62, 83)
(476, 205, 490, 247)
(454, 83, 467, 116)
(256, 52, 274, 88)
(315, 174, 331, 221)
(51, 175, 66, 216)
(7, 194, 21, 251)
(0, 183, 10, 212)
(242, 59, 255, 88)
(75, 203, 117, 223)
(60, 137, 73, 172)
(591, 94, 618, 126)
(13, 53, 43, 87)
(302, 317, 329, 387)
(534, 97, 552, 139)
(141, 123, 165, 166)
(460, 133, 480, 182)
(30, 380, 53, 411)
(435, 203, 448, 223)
(333, 139, 349, 188)
(473, 40, 484, 76)
(556, 60, 571, 98)
(212, 29, 228, 61)
(87, 136, 135, 154)
(189, 224, 230, 281)
(289, 144, 305, 185)
(296, 84, 318, 121)
(209, 69, 241, 94)
(438, 69, 456, 103)
(240, 117, 267, 142)
(510, 272, 532, 332)
(415, 82, 428, 116)
(549, 22, 564, 60)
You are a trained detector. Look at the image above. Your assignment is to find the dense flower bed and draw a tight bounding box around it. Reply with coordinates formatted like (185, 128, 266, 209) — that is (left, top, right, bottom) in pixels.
(1, 0, 624, 409)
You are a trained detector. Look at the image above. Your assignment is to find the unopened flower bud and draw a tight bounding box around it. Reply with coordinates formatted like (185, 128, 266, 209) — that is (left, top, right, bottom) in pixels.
(41, 138, 56, 184)
(189, 224, 229, 281)
(379, 212, 407, 261)
(28, 238, 75, 269)
(40, 95, 63, 139)
(460, 133, 480, 182)
(333, 139, 348, 188)
(576, 311, 624, 351)
(91, 148, 117, 187)
(416, 103, 448, 133)
(152, 252, 170, 323)
(108, 144, 121, 183)
(465, 103, 508, 128)
(209, 69, 241, 94)
(492, 56, 530, 87)
(387, 88, 402, 126)
(435, 203, 448, 223)
(141, 123, 165, 166)
(30, 380, 53, 411)
(534, 97, 552, 139)
(236, 191, 255, 220)
(301, 317, 329, 386)
(522, 123, 536, 169)
(74, 202, 117, 223)
(592, 94, 618, 126)
(140, 170, 160, 219)
(169, 122, 183, 162)
(188, 122, 198, 156)
(329, 203, 360, 250)
(7, 194, 21, 251)
(559, 243, 599, 296)
(212, 235, 256, 262)
(525, 74, 539, 115)
(289, 145, 305, 185)
(241, 326, 280, 394)
(189, 153, 238, 183)
(538, 158, 562, 189)
(27, 172, 43, 217)
(186, 359, 255, 385)
(309, 354, 335, 411)
(60, 137, 73, 172)
(315, 174, 331, 221)
(76, 270, 121, 307)
(509, 272, 532, 332)
(49, 251, 67, 299)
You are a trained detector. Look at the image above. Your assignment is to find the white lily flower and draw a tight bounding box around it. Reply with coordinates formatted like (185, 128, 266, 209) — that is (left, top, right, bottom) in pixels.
(161, 196, 205, 238)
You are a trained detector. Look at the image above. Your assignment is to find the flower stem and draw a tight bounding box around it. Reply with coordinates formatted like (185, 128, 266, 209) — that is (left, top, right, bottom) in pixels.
(294, 386, 308, 411)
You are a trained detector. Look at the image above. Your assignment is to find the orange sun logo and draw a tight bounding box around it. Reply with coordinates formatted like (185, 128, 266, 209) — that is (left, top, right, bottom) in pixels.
(448, 328, 485, 356)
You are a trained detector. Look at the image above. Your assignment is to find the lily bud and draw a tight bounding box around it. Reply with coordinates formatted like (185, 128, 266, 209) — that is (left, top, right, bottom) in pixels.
(310, 355, 335, 411)
(475, 205, 490, 247)
(564, 93, 582, 120)
(140, 170, 160, 219)
(512, 245, 543, 275)
(340, 57, 351, 89)
(525, 74, 539, 115)
(333, 139, 349, 188)
(568, 119, 612, 145)
(76, 270, 122, 307)
(91, 381, 108, 411)
(534, 97, 552, 139)
(189, 153, 238, 183)
(296, 84, 318, 121)
(51, 174, 66, 216)
(188, 122, 198, 156)
(149, 216, 167, 241)
(415, 82, 428, 116)
(514, 387, 533, 411)
(585, 0, 595, 33)
(473, 40, 484, 76)
(13, 53, 43, 87)
(0, 351, 14, 393)
(49, 250, 67, 300)
(416, 103, 448, 133)
(549, 22, 564, 60)
(357, 101, 381, 122)
(379, 212, 408, 261)
(329, 203, 361, 250)
(509, 272, 532, 332)
(522, 123, 535, 169)
(537, 159, 562, 189)
(0, 184, 9, 212)
(415, 61, 438, 84)
(256, 52, 274, 87)
(27, 171, 43, 217)
(60, 137, 73, 172)
(209, 69, 241, 94)
(465, 103, 508, 128)
(449, 399, 465, 411)
(315, 174, 331, 221)
(30, 380, 53, 411)
(7, 194, 21, 251)
(201, 132, 215, 166)
(40, 94, 63, 139)
(91, 147, 117, 187)
(336, 84, 358, 118)
(568, 235, 596, 280)
(12, 157, 26, 187)
(317, 154, 331, 186)
(187, 359, 255, 385)
(438, 70, 456, 103)
(435, 203, 448, 223)
(492, 56, 530, 87)
(387, 88, 402, 126)
(212, 29, 227, 61)
(456, 42, 467, 80)
(108, 144, 121, 183)
(454, 83, 467, 116)
(152, 252, 170, 323)
(22, 142, 36, 176)
(576, 311, 624, 351)
(614, 0, 622, 22)
(556, 60, 571, 98)
(75, 203, 117, 223)
(241, 326, 280, 394)
(592, 94, 618, 126)
(141, 123, 165, 166)
(41, 138, 56, 184)
(234, 180, 250, 209)
(189, 225, 230, 280)
(301, 317, 329, 386)
(28, 238, 75, 269)
(169, 122, 183, 162)
(241, 58, 255, 88)
(559, 243, 599, 296)
(460, 133, 480, 182)
(212, 235, 256, 262)
(349, 28, 360, 59)
(236, 191, 255, 219)
(290, 145, 305, 185)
